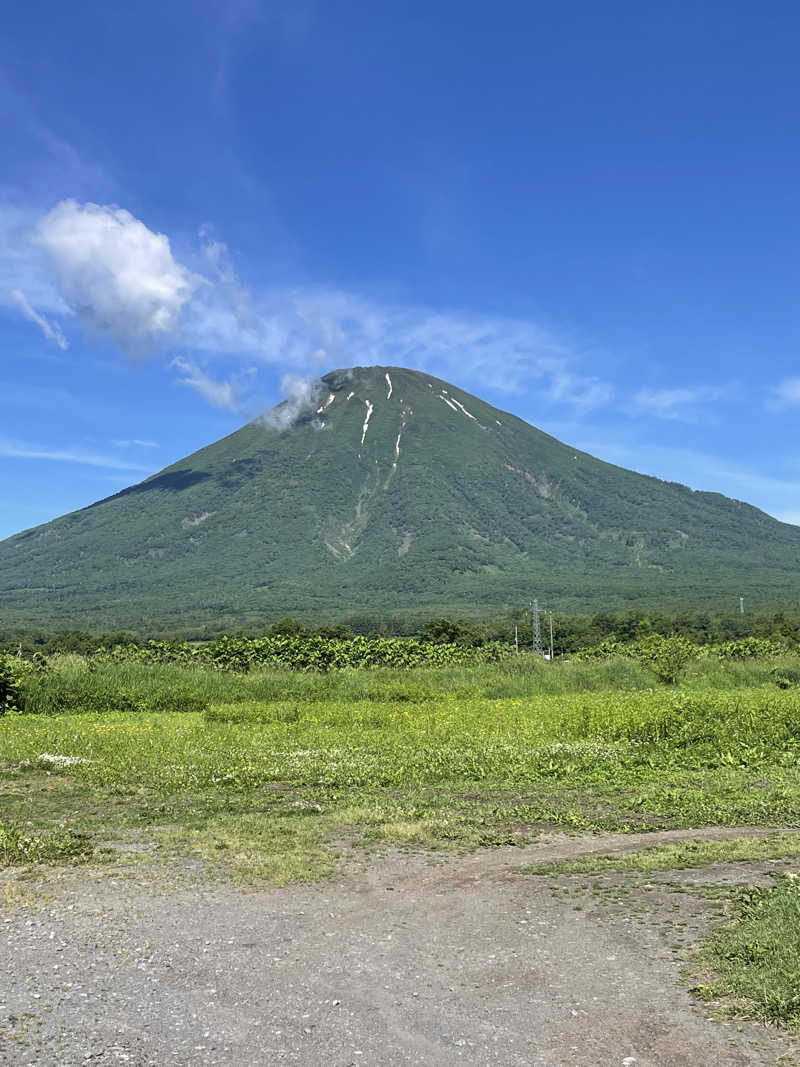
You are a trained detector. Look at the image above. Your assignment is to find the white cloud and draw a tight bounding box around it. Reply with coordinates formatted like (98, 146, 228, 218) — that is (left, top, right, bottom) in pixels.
(112, 439, 159, 449)
(184, 284, 612, 411)
(33, 200, 204, 358)
(0, 438, 152, 472)
(10, 288, 68, 349)
(3, 200, 611, 416)
(549, 371, 613, 410)
(631, 385, 728, 422)
(199, 228, 252, 328)
(259, 373, 323, 430)
(171, 356, 241, 412)
(297, 291, 576, 397)
(0, 204, 66, 314)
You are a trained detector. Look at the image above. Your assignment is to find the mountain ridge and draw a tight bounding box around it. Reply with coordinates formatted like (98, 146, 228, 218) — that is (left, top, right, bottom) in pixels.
(1, 365, 798, 632)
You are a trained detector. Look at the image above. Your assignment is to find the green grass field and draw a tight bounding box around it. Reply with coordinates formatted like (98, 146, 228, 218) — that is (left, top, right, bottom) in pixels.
(3, 653, 800, 879)
(3, 651, 800, 1031)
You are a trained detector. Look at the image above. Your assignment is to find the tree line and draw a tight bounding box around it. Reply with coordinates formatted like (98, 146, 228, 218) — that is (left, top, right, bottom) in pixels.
(2, 607, 800, 657)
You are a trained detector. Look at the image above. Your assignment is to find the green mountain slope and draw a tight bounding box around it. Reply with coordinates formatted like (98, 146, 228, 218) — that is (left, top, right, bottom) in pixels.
(2, 365, 799, 631)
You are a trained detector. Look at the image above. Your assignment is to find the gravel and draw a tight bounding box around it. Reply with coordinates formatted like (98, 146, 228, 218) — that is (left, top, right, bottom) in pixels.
(2, 828, 798, 1066)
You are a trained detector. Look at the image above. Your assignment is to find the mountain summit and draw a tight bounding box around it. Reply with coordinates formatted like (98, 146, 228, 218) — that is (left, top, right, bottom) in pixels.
(2, 366, 799, 631)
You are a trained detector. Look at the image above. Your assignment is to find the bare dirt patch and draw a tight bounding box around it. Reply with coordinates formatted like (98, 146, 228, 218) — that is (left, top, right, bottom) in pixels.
(2, 829, 799, 1066)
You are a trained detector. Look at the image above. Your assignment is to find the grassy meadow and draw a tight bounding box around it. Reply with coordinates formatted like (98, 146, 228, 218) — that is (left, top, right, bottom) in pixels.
(4, 647, 800, 1031)
(3, 650, 800, 880)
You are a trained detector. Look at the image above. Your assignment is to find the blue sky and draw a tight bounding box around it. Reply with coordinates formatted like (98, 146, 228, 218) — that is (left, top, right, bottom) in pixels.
(2, 0, 800, 540)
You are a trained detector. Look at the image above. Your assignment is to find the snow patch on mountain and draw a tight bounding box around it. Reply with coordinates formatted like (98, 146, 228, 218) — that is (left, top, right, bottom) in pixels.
(360, 400, 374, 446)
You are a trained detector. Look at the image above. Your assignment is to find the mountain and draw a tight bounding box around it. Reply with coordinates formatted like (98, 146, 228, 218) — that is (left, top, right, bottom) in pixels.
(2, 365, 799, 632)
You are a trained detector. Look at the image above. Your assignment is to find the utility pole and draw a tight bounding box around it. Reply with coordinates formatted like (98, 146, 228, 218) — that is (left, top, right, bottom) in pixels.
(514, 625, 519, 654)
(548, 611, 554, 661)
(530, 599, 543, 657)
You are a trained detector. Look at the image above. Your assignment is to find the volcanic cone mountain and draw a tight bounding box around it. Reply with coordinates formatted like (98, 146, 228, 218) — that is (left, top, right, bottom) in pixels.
(2, 365, 799, 631)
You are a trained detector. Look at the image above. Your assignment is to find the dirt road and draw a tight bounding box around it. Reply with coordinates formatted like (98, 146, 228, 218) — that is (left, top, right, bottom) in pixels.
(2, 828, 798, 1066)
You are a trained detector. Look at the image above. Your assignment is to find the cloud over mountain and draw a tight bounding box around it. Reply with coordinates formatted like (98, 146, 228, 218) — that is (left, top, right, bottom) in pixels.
(33, 200, 204, 358)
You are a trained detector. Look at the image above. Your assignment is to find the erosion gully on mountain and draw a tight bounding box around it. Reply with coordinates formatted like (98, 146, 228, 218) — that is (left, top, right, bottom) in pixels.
(3, 827, 799, 1066)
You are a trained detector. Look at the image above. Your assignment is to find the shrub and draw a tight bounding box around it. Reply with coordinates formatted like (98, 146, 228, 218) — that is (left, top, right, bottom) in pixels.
(712, 637, 789, 660)
(0, 654, 40, 714)
(572, 639, 630, 662)
(633, 634, 700, 685)
(572, 634, 700, 683)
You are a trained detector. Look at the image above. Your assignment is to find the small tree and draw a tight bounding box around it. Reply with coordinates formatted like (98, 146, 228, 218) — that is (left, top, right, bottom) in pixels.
(634, 634, 699, 685)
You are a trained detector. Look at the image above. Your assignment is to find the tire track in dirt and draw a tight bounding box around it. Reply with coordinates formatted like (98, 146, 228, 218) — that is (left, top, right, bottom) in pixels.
(2, 827, 799, 1066)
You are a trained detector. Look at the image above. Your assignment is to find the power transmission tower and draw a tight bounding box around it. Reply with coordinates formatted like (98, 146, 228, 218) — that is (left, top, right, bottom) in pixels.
(530, 599, 543, 657)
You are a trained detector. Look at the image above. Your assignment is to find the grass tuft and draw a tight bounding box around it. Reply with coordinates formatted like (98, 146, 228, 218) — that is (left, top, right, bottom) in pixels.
(696, 874, 800, 1032)
(0, 822, 92, 865)
(520, 834, 800, 876)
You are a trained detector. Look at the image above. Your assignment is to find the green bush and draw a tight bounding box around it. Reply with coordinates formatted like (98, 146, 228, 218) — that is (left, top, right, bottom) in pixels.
(712, 637, 789, 660)
(634, 634, 700, 684)
(572, 638, 630, 661)
(0, 654, 40, 714)
(573, 634, 700, 684)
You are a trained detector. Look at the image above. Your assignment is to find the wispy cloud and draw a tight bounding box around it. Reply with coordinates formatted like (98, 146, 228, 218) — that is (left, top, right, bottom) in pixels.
(199, 228, 252, 328)
(0, 204, 67, 314)
(4, 200, 614, 416)
(10, 288, 68, 349)
(171, 356, 241, 412)
(0, 439, 153, 472)
(185, 285, 613, 410)
(210, 1, 315, 115)
(112, 438, 159, 449)
(630, 385, 730, 422)
(0, 68, 115, 197)
(280, 290, 600, 402)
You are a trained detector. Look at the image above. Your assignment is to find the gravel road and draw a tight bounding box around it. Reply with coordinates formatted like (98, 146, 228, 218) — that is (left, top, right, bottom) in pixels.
(2, 828, 798, 1066)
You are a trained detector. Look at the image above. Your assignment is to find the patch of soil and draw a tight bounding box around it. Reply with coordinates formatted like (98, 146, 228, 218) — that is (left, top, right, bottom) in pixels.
(2, 827, 799, 1066)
